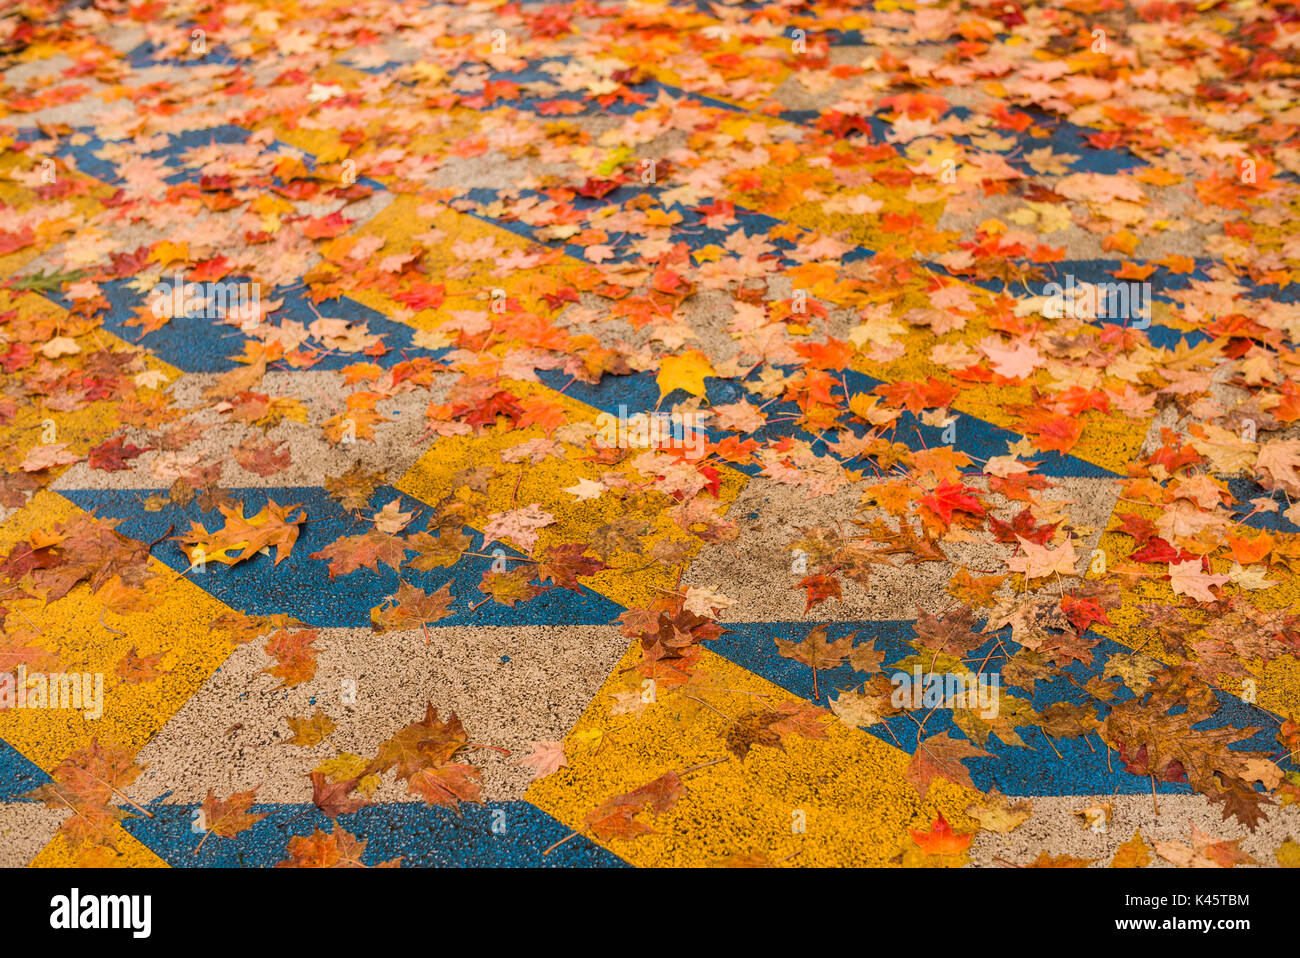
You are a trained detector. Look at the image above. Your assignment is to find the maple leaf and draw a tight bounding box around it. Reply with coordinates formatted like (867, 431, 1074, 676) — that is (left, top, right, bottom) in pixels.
(725, 709, 785, 759)
(276, 825, 400, 868)
(88, 435, 152, 471)
(0, 472, 40, 508)
(1153, 826, 1259, 868)
(906, 813, 972, 864)
(371, 499, 414, 534)
(978, 337, 1043, 379)
(966, 790, 1032, 833)
(19, 513, 155, 604)
(20, 442, 81, 472)
(309, 771, 369, 819)
(1015, 408, 1084, 455)
(919, 480, 985, 525)
(114, 647, 165, 684)
(797, 573, 842, 612)
(364, 704, 482, 810)
(324, 461, 385, 511)
(775, 625, 855, 672)
(829, 677, 896, 729)
(283, 708, 336, 747)
(905, 732, 991, 800)
(262, 628, 320, 688)
(948, 567, 1007, 607)
(197, 788, 268, 847)
(682, 586, 733, 617)
(1111, 829, 1152, 868)
(1006, 535, 1078, 580)
(1026, 852, 1095, 868)
(209, 611, 296, 646)
(21, 738, 147, 849)
(324, 401, 390, 444)
(12, 267, 84, 292)
(988, 507, 1058, 546)
(1256, 438, 1300, 496)
(481, 504, 555, 554)
(1103, 667, 1271, 829)
(404, 527, 472, 571)
(232, 436, 290, 477)
(301, 210, 354, 239)
(535, 543, 608, 590)
(0, 627, 56, 672)
(913, 605, 985, 657)
(874, 377, 957, 414)
(475, 542, 546, 596)
(656, 349, 715, 398)
(746, 694, 820, 750)
(514, 740, 568, 781)
(588, 518, 650, 560)
(310, 530, 410, 578)
(561, 477, 604, 501)
(954, 694, 1039, 748)
(1167, 560, 1230, 603)
(371, 581, 454, 632)
(583, 771, 686, 842)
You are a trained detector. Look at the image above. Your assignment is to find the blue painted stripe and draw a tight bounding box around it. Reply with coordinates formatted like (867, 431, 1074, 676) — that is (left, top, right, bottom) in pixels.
(537, 365, 1117, 479)
(123, 800, 627, 867)
(42, 279, 445, 374)
(1225, 478, 1300, 533)
(20, 123, 385, 193)
(710, 620, 1290, 797)
(0, 737, 51, 803)
(458, 186, 802, 266)
(127, 37, 243, 68)
(57, 487, 625, 629)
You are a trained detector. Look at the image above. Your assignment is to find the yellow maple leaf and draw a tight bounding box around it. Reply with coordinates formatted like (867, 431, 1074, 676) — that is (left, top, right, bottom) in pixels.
(1276, 837, 1300, 868)
(1111, 829, 1153, 868)
(150, 240, 189, 266)
(656, 349, 715, 398)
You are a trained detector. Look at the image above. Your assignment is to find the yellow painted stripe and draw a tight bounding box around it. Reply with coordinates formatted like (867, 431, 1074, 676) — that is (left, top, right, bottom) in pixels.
(0, 490, 241, 770)
(0, 292, 180, 471)
(1086, 502, 1300, 719)
(341, 193, 589, 329)
(395, 380, 749, 610)
(848, 322, 1154, 475)
(30, 823, 169, 868)
(526, 642, 980, 866)
(0, 148, 113, 276)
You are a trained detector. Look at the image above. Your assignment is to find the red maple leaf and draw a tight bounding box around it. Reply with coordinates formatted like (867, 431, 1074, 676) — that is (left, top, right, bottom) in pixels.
(88, 435, 153, 472)
(920, 481, 985, 525)
(575, 177, 620, 199)
(393, 283, 446, 312)
(874, 377, 957, 415)
(1061, 594, 1114, 632)
(300, 211, 353, 239)
(798, 573, 842, 612)
(989, 507, 1057, 545)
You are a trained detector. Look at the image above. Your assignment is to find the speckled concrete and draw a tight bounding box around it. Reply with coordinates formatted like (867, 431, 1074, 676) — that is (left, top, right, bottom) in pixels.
(130, 624, 632, 804)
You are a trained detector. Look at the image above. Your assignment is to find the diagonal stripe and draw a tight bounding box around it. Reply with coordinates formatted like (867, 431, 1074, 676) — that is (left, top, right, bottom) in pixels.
(57, 486, 626, 629)
(395, 379, 751, 611)
(526, 641, 982, 866)
(121, 800, 626, 868)
(0, 491, 243, 770)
